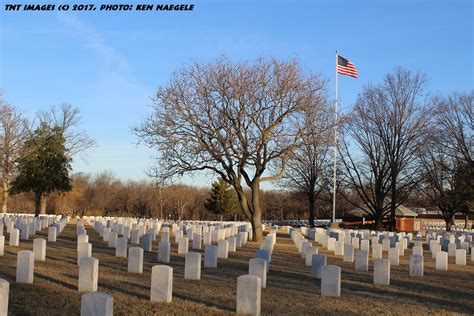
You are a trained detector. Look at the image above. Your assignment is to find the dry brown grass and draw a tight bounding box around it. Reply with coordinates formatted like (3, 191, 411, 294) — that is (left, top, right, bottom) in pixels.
(0, 221, 473, 315)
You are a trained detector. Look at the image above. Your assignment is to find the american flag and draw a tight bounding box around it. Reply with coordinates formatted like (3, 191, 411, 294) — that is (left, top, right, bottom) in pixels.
(337, 55, 358, 78)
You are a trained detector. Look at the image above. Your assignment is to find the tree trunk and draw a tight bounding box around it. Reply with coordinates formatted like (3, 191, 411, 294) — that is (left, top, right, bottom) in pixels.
(465, 214, 469, 229)
(374, 211, 383, 231)
(389, 179, 397, 231)
(40, 195, 47, 214)
(445, 213, 455, 231)
(1, 177, 8, 213)
(250, 182, 263, 242)
(34, 194, 41, 217)
(308, 194, 316, 227)
(445, 218, 452, 231)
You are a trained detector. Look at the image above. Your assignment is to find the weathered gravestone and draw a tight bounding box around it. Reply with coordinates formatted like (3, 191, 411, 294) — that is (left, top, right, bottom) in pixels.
(372, 243, 382, 259)
(33, 238, 46, 261)
(158, 241, 170, 263)
(192, 233, 202, 250)
(343, 244, 354, 262)
(218, 240, 229, 259)
(150, 265, 173, 303)
(255, 249, 270, 272)
(305, 246, 318, 266)
(204, 245, 218, 268)
(16, 250, 34, 284)
(115, 237, 127, 258)
(321, 265, 341, 297)
(48, 226, 57, 242)
(374, 259, 390, 285)
(78, 242, 92, 265)
(81, 292, 113, 316)
(178, 237, 189, 255)
(9, 228, 19, 246)
(79, 257, 99, 292)
(128, 247, 144, 273)
(311, 254, 327, 279)
(436, 251, 448, 271)
(185, 252, 201, 280)
(388, 248, 399, 266)
(455, 249, 466, 265)
(0, 279, 9, 316)
(409, 254, 423, 276)
(236, 275, 261, 316)
(355, 250, 369, 272)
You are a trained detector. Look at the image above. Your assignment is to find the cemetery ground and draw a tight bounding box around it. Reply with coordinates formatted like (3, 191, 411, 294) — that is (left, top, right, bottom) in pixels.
(1, 220, 473, 315)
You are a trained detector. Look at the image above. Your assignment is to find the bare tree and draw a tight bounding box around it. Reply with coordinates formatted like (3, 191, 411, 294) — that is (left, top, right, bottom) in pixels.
(134, 57, 325, 241)
(281, 102, 333, 226)
(36, 103, 95, 158)
(341, 67, 431, 230)
(0, 100, 28, 213)
(419, 92, 473, 230)
(338, 113, 393, 230)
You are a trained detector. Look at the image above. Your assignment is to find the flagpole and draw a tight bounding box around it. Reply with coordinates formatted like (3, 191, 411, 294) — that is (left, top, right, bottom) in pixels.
(332, 50, 338, 224)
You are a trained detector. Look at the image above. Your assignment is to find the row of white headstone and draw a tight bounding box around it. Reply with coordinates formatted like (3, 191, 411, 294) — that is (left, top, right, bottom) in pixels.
(0, 214, 69, 316)
(75, 216, 269, 315)
(291, 226, 474, 294)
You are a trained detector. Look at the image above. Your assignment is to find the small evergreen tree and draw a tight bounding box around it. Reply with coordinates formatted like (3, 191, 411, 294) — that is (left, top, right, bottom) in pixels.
(204, 178, 237, 219)
(11, 123, 72, 216)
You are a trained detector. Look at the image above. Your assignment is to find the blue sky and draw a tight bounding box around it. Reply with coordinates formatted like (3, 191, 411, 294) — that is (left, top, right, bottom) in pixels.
(0, 0, 472, 187)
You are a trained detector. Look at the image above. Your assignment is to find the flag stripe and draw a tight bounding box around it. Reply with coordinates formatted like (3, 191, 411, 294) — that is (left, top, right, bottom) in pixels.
(337, 55, 358, 78)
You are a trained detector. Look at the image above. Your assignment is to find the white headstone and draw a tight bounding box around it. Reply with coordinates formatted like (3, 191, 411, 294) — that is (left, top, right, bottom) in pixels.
(0, 279, 9, 316)
(115, 237, 127, 258)
(78, 242, 92, 265)
(184, 252, 201, 280)
(79, 257, 99, 292)
(335, 241, 344, 256)
(436, 251, 448, 270)
(455, 249, 466, 265)
(228, 236, 237, 252)
(178, 237, 189, 255)
(128, 247, 144, 273)
(409, 254, 423, 276)
(150, 265, 173, 303)
(9, 228, 19, 246)
(373, 259, 390, 285)
(321, 265, 341, 297)
(217, 240, 229, 259)
(48, 226, 57, 242)
(343, 244, 354, 262)
(311, 254, 326, 279)
(107, 232, 118, 248)
(204, 245, 218, 268)
(0, 236, 4, 256)
(255, 249, 270, 272)
(236, 275, 261, 316)
(412, 245, 423, 256)
(158, 241, 170, 263)
(431, 243, 441, 258)
(305, 247, 318, 266)
(16, 250, 34, 284)
(80, 292, 113, 316)
(33, 238, 46, 261)
(249, 258, 267, 288)
(192, 233, 202, 250)
(388, 248, 399, 266)
(372, 243, 382, 259)
(361, 240, 370, 253)
(355, 250, 369, 272)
